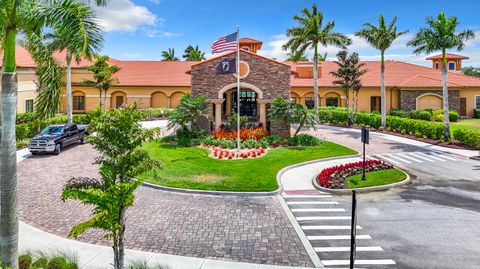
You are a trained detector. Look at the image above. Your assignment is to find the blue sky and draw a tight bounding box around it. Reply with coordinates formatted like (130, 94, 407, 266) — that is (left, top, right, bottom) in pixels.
(93, 0, 480, 66)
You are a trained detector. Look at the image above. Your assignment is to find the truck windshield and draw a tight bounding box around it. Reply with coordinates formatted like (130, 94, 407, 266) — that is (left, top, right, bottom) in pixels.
(41, 126, 64, 135)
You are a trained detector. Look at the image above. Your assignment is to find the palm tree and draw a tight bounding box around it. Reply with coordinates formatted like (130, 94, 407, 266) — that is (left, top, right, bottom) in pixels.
(286, 51, 309, 62)
(183, 45, 206, 61)
(283, 3, 351, 113)
(82, 55, 120, 111)
(161, 48, 179, 61)
(0, 1, 107, 267)
(45, 3, 103, 123)
(355, 15, 408, 129)
(330, 50, 367, 125)
(408, 12, 475, 139)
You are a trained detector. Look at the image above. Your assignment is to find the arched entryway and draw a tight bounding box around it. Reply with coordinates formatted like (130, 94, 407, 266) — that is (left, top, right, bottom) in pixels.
(151, 91, 168, 108)
(111, 91, 127, 108)
(324, 92, 340, 107)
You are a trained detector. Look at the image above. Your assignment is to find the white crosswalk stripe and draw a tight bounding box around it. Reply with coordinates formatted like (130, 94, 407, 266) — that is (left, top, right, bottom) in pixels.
(377, 151, 458, 164)
(283, 192, 395, 267)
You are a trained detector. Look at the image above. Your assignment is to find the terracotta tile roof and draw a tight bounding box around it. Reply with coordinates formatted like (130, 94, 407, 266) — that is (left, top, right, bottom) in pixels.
(426, 53, 469, 60)
(0, 46, 96, 68)
(191, 49, 291, 68)
(239, 37, 262, 44)
(4, 45, 480, 88)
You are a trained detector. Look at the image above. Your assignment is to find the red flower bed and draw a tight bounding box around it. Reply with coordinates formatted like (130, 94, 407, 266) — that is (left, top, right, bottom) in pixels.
(211, 127, 268, 141)
(211, 146, 267, 160)
(317, 160, 393, 189)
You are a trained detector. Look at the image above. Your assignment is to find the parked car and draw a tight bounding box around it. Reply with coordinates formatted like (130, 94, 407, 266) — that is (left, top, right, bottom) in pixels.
(28, 123, 89, 155)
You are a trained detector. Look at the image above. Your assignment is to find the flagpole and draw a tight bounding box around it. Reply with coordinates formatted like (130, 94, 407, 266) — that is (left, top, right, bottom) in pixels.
(236, 26, 241, 155)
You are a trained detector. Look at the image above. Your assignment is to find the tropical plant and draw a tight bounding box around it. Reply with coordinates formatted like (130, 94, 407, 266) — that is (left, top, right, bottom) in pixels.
(167, 93, 208, 131)
(183, 45, 206, 61)
(408, 12, 475, 139)
(268, 97, 319, 136)
(0, 0, 106, 267)
(61, 105, 161, 269)
(355, 15, 408, 128)
(286, 51, 308, 62)
(82, 55, 120, 110)
(161, 48, 179, 61)
(44, 1, 103, 123)
(283, 3, 351, 113)
(463, 67, 480, 78)
(330, 50, 367, 125)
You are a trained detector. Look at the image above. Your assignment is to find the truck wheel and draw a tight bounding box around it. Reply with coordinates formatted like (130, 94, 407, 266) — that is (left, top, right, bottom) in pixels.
(53, 144, 61, 155)
(80, 137, 85, 144)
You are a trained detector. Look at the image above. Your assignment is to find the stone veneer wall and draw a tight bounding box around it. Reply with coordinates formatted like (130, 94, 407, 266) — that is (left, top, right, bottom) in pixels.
(399, 89, 460, 112)
(191, 50, 291, 99)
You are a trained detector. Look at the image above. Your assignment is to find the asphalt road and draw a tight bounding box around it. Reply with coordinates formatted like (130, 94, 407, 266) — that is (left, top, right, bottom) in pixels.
(314, 126, 480, 268)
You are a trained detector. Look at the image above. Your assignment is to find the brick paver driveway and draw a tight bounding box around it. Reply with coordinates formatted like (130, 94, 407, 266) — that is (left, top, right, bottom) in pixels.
(18, 144, 313, 267)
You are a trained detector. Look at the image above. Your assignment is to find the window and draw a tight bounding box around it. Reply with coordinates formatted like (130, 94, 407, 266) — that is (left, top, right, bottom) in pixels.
(25, 99, 34, 112)
(435, 62, 439, 70)
(476, 96, 480, 109)
(448, 62, 456, 70)
(326, 97, 339, 107)
(73, 96, 85, 110)
(305, 97, 314, 109)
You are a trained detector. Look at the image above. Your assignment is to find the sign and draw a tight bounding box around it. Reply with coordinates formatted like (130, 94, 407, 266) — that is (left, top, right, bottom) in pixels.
(216, 58, 237, 75)
(361, 128, 369, 144)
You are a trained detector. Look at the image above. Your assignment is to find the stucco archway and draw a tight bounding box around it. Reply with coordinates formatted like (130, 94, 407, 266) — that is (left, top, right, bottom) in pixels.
(111, 91, 127, 108)
(416, 93, 443, 110)
(151, 91, 168, 108)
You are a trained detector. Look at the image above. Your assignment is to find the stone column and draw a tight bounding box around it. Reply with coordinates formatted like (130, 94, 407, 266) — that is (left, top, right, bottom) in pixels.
(225, 92, 232, 116)
(257, 99, 271, 126)
(167, 96, 172, 108)
(210, 99, 224, 129)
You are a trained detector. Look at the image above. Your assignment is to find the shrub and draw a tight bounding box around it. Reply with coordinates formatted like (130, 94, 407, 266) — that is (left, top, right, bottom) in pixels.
(47, 257, 70, 269)
(242, 139, 260, 149)
(449, 111, 459, 122)
(32, 258, 48, 268)
(263, 135, 282, 147)
(141, 108, 172, 120)
(432, 109, 459, 122)
(161, 135, 175, 143)
(176, 128, 205, 147)
(418, 111, 432, 121)
(19, 254, 33, 269)
(227, 113, 248, 129)
(16, 124, 31, 140)
(432, 109, 443, 122)
(16, 112, 35, 124)
(288, 134, 321, 146)
(474, 109, 480, 119)
(453, 129, 480, 148)
(388, 109, 408, 118)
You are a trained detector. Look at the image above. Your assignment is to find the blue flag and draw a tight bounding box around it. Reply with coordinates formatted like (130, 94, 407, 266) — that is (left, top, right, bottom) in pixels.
(216, 58, 236, 75)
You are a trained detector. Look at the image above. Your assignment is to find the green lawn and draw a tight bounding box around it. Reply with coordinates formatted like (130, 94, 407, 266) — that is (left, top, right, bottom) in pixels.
(451, 119, 480, 133)
(139, 141, 357, 192)
(346, 169, 406, 189)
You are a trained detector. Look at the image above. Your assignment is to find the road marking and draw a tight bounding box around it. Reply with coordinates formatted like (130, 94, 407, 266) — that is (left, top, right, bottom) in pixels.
(283, 195, 332, 199)
(308, 235, 371, 240)
(322, 259, 396, 266)
(302, 225, 362, 230)
(292, 208, 345, 212)
(431, 151, 457, 161)
(377, 154, 400, 164)
(297, 216, 350, 221)
(409, 152, 435, 162)
(386, 154, 412, 163)
(399, 153, 423, 162)
(315, 246, 383, 252)
(418, 152, 446, 161)
(287, 201, 338, 205)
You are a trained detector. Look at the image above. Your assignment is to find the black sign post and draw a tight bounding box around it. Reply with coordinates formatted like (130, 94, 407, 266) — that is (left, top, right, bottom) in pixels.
(361, 127, 369, 181)
(349, 190, 357, 269)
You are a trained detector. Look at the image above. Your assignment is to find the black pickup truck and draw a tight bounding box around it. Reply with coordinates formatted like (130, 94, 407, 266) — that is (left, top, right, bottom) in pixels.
(28, 123, 89, 155)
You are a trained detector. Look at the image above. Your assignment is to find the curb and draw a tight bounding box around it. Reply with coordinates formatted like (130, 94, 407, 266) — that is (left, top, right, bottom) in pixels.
(311, 168, 411, 194)
(140, 154, 360, 197)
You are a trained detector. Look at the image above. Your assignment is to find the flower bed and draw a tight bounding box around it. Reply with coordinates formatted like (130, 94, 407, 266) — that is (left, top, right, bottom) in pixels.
(206, 146, 268, 160)
(211, 127, 268, 141)
(317, 160, 393, 189)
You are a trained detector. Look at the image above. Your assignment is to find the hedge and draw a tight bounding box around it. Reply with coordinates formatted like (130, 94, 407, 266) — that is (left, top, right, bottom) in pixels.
(474, 109, 480, 119)
(318, 108, 444, 140)
(453, 129, 480, 148)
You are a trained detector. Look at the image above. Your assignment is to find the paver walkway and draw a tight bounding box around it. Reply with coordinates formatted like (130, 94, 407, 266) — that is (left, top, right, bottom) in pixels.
(17, 144, 313, 267)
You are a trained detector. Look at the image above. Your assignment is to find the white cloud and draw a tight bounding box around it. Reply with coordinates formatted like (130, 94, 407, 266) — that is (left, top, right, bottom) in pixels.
(92, 0, 157, 32)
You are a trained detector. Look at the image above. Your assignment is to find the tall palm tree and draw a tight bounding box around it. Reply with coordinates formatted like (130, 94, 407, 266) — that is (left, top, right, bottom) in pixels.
(408, 12, 474, 139)
(330, 50, 367, 125)
(82, 55, 120, 111)
(283, 3, 351, 113)
(0, 1, 106, 267)
(355, 15, 408, 129)
(183, 45, 206, 61)
(161, 48, 179, 61)
(45, 2, 103, 123)
(286, 51, 309, 62)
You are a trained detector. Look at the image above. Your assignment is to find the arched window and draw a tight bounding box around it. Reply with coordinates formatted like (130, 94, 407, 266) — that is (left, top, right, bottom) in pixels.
(72, 91, 86, 111)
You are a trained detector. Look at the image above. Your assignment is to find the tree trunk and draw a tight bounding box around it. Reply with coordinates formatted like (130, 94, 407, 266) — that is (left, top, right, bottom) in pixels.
(313, 45, 319, 114)
(442, 51, 450, 140)
(0, 29, 19, 269)
(294, 116, 305, 136)
(66, 52, 73, 123)
(345, 88, 350, 126)
(380, 51, 387, 128)
(99, 90, 102, 109)
(103, 89, 107, 111)
(116, 206, 126, 269)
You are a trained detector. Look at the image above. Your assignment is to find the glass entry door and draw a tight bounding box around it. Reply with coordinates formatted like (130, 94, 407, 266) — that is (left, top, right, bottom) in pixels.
(231, 91, 257, 117)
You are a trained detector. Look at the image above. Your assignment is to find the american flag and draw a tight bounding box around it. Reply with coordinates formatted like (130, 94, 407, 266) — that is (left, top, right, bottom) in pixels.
(211, 32, 238, 54)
